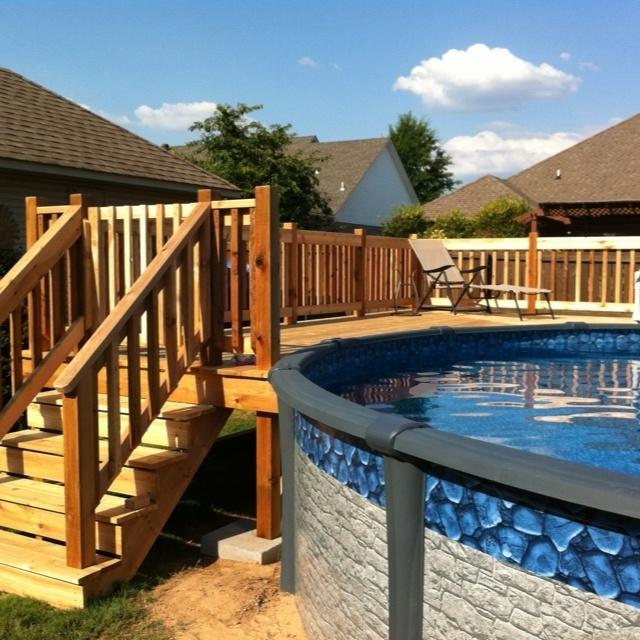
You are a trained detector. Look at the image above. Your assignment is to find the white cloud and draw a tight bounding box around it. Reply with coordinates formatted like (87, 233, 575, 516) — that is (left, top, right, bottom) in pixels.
(298, 56, 318, 67)
(579, 61, 600, 72)
(394, 43, 580, 111)
(134, 101, 218, 130)
(444, 129, 582, 178)
(559, 52, 571, 62)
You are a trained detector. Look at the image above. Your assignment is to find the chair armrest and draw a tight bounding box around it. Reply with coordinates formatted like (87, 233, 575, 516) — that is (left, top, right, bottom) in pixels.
(459, 265, 487, 275)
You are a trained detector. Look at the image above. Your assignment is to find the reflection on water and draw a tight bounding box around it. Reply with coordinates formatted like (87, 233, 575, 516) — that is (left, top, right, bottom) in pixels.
(335, 355, 640, 477)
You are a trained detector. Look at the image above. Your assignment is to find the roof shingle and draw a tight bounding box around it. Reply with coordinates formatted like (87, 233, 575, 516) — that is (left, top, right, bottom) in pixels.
(0, 68, 237, 192)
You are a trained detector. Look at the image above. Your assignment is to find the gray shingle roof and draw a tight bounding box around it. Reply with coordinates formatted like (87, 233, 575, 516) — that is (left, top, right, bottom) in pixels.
(422, 175, 532, 219)
(509, 113, 640, 204)
(0, 68, 237, 192)
(422, 113, 640, 218)
(289, 136, 391, 212)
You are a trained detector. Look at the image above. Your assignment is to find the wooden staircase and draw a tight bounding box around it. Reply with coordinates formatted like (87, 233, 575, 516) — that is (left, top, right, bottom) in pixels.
(0, 391, 228, 607)
(0, 188, 281, 607)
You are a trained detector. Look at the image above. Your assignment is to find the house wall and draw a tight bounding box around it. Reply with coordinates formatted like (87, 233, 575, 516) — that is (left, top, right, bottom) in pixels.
(0, 168, 206, 248)
(336, 148, 418, 228)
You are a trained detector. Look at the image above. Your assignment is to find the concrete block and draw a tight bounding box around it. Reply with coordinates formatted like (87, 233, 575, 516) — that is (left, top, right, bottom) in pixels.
(201, 519, 282, 565)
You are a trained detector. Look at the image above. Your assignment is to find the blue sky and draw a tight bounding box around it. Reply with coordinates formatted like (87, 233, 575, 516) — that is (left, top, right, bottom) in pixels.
(1, 0, 638, 182)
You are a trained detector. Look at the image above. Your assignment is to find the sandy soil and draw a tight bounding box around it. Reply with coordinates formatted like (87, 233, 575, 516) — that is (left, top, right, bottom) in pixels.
(146, 560, 307, 640)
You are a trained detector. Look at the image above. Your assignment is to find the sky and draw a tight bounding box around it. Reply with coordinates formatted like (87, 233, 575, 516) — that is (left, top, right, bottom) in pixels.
(1, 0, 638, 183)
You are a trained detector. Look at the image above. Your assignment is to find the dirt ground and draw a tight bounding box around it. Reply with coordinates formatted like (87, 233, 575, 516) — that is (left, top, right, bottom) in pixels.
(146, 559, 307, 640)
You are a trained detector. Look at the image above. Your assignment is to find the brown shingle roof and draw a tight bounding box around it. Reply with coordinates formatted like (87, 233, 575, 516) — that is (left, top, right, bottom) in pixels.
(0, 68, 237, 192)
(288, 136, 391, 212)
(509, 114, 640, 203)
(422, 175, 531, 219)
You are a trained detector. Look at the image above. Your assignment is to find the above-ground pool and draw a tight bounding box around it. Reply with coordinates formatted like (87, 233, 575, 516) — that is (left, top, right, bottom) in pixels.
(271, 324, 640, 640)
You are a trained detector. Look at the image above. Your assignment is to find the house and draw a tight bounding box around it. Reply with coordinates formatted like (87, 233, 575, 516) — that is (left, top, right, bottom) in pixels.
(288, 136, 418, 231)
(422, 113, 640, 235)
(0, 68, 238, 246)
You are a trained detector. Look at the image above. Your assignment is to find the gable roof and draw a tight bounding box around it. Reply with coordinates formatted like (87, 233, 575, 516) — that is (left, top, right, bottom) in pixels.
(509, 114, 640, 204)
(422, 175, 531, 219)
(0, 68, 237, 193)
(288, 136, 405, 212)
(423, 112, 640, 218)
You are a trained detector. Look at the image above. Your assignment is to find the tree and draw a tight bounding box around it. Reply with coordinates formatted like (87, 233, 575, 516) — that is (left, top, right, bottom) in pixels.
(389, 112, 458, 203)
(381, 204, 429, 237)
(189, 103, 334, 229)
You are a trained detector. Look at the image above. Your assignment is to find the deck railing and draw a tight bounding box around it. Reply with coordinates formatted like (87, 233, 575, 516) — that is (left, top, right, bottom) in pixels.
(277, 231, 640, 320)
(0, 198, 89, 438)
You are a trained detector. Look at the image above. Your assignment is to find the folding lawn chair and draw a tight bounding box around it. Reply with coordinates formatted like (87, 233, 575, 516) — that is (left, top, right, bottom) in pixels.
(408, 239, 555, 320)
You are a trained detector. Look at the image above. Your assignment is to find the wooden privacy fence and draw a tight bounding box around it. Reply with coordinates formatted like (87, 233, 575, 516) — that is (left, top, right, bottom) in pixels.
(277, 230, 640, 321)
(444, 236, 640, 313)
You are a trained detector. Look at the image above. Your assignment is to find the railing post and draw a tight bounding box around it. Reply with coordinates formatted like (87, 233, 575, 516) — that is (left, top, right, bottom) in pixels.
(63, 375, 98, 568)
(251, 185, 282, 540)
(354, 228, 366, 317)
(527, 227, 539, 314)
(384, 456, 425, 640)
(283, 222, 298, 325)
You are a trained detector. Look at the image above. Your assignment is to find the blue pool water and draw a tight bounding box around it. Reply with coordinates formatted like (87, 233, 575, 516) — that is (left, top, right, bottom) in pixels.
(332, 353, 640, 477)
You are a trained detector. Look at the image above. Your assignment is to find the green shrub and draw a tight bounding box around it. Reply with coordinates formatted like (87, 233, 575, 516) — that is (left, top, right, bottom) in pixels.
(426, 209, 476, 239)
(381, 204, 429, 237)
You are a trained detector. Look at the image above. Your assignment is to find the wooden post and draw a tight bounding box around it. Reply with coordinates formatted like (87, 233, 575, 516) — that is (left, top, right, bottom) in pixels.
(251, 186, 281, 539)
(354, 228, 366, 317)
(283, 222, 298, 325)
(250, 186, 280, 369)
(527, 218, 538, 314)
(199, 189, 225, 365)
(25, 196, 43, 367)
(63, 375, 98, 568)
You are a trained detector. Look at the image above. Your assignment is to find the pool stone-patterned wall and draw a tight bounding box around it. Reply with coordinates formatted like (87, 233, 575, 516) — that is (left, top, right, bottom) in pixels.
(294, 412, 640, 639)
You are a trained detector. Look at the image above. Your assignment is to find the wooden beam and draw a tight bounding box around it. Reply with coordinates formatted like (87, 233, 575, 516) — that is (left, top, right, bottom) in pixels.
(283, 222, 298, 325)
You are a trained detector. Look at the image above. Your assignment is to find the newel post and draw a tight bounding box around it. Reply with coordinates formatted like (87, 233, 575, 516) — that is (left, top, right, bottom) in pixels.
(251, 186, 282, 539)
(63, 375, 99, 568)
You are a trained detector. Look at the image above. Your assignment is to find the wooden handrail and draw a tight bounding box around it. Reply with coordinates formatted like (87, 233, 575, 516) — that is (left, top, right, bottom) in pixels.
(54, 201, 210, 395)
(0, 204, 82, 323)
(55, 200, 213, 568)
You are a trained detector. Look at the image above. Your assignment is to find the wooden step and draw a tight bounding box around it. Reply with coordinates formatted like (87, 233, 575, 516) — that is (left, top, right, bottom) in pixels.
(1, 430, 188, 470)
(0, 475, 156, 555)
(0, 528, 121, 608)
(0, 446, 157, 496)
(27, 391, 216, 449)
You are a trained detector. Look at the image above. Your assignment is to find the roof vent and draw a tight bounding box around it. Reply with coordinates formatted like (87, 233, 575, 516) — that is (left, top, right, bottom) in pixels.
(314, 169, 320, 176)
(339, 181, 345, 192)
(555, 169, 562, 179)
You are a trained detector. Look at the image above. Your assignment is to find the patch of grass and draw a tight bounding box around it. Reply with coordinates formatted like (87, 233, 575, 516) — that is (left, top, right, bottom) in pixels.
(219, 410, 256, 437)
(0, 581, 167, 640)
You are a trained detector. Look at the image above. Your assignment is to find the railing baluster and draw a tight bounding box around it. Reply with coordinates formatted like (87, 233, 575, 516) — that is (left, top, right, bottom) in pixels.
(126, 317, 142, 448)
(163, 266, 178, 387)
(9, 307, 23, 395)
(106, 340, 122, 481)
(146, 292, 161, 417)
(180, 244, 195, 363)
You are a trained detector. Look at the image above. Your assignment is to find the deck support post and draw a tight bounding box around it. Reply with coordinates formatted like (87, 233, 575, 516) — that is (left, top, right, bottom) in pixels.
(283, 222, 299, 325)
(526, 218, 539, 314)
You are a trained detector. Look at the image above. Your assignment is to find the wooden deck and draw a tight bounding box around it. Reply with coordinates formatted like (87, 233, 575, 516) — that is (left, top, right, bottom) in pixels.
(280, 309, 635, 353)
